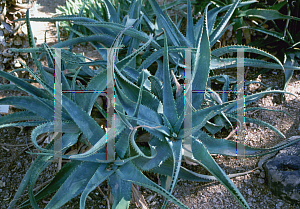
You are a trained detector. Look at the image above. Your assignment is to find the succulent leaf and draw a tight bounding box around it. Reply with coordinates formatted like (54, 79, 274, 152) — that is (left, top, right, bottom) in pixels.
(191, 136, 250, 209)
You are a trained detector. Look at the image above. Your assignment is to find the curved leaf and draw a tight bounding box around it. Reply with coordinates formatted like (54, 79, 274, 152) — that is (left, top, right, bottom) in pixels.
(191, 5, 211, 110)
(116, 162, 189, 209)
(161, 138, 183, 209)
(0, 96, 54, 121)
(0, 111, 44, 125)
(209, 0, 241, 47)
(239, 9, 300, 21)
(80, 164, 115, 209)
(191, 137, 250, 209)
(162, 32, 178, 127)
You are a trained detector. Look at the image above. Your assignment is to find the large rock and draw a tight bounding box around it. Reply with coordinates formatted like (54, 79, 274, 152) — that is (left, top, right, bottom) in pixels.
(263, 140, 300, 204)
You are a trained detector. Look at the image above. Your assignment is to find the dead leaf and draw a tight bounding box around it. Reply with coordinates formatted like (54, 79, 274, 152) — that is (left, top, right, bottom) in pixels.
(131, 184, 149, 209)
(184, 156, 198, 166)
(64, 149, 79, 155)
(242, 28, 251, 44)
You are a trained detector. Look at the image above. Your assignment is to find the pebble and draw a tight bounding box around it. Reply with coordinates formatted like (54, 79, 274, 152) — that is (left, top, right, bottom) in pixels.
(258, 178, 265, 184)
(146, 194, 155, 202)
(259, 171, 265, 179)
(0, 180, 5, 187)
(276, 201, 284, 208)
(14, 60, 21, 68)
(150, 201, 157, 206)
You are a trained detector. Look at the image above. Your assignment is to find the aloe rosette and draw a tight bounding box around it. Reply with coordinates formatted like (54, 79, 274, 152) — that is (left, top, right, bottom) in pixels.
(111, 17, 300, 209)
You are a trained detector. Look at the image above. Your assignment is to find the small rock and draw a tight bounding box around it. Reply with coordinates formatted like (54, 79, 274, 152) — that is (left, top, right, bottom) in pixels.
(276, 201, 284, 208)
(259, 171, 265, 179)
(146, 194, 155, 202)
(3, 57, 12, 64)
(13, 37, 22, 46)
(263, 140, 300, 204)
(247, 189, 252, 196)
(150, 201, 157, 206)
(0, 180, 5, 187)
(258, 178, 265, 184)
(13, 59, 22, 68)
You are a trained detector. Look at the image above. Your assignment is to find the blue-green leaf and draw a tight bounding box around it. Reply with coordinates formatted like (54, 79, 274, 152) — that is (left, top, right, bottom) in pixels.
(161, 138, 182, 209)
(45, 162, 106, 209)
(132, 136, 172, 171)
(192, 137, 250, 209)
(116, 162, 189, 209)
(186, 0, 194, 47)
(162, 31, 178, 127)
(209, 0, 241, 47)
(80, 164, 115, 209)
(192, 6, 211, 110)
(0, 96, 54, 121)
(108, 173, 131, 209)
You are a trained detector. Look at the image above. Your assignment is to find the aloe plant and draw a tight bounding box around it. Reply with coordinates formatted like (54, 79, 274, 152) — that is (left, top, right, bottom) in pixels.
(55, 0, 189, 38)
(235, 0, 300, 101)
(5, 0, 300, 209)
